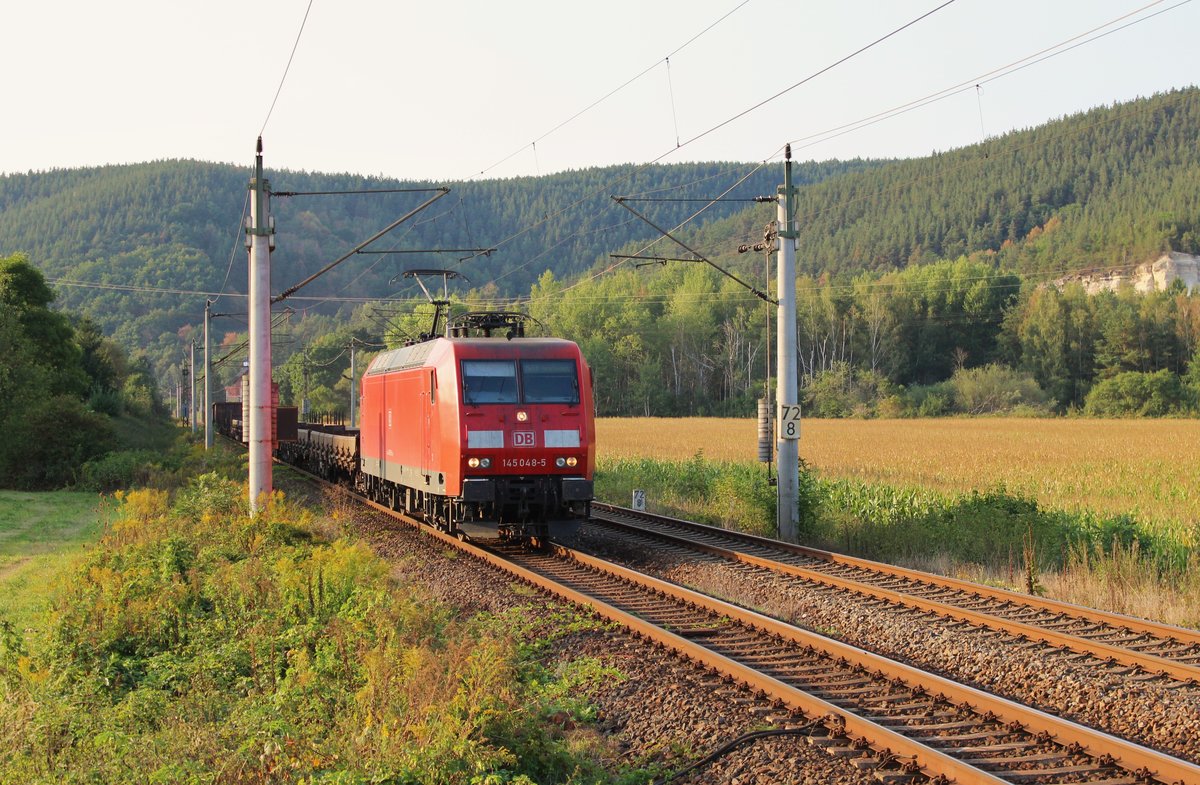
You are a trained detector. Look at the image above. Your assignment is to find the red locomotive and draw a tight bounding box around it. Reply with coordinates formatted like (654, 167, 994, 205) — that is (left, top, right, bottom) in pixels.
(277, 309, 595, 542)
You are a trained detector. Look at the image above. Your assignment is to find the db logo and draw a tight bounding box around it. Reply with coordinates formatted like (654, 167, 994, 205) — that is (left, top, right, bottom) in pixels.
(513, 431, 536, 447)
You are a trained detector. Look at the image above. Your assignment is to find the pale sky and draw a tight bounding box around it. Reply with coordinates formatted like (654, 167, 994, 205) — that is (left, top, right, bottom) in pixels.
(2, 0, 1197, 180)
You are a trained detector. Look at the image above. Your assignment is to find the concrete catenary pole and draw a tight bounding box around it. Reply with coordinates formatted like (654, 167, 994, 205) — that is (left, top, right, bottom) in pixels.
(349, 339, 357, 428)
(776, 145, 800, 543)
(204, 300, 213, 449)
(186, 340, 195, 434)
(180, 362, 189, 424)
(302, 356, 310, 423)
(247, 138, 275, 514)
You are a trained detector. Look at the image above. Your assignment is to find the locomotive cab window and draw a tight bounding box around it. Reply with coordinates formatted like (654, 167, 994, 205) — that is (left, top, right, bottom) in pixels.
(521, 360, 579, 404)
(462, 360, 518, 404)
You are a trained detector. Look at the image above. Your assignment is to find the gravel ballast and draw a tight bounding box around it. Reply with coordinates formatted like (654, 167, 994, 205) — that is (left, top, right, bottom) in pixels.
(570, 524, 1200, 764)
(351, 509, 883, 784)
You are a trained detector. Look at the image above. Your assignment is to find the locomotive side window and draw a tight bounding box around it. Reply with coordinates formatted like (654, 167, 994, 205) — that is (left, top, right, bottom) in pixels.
(462, 360, 518, 404)
(521, 360, 579, 404)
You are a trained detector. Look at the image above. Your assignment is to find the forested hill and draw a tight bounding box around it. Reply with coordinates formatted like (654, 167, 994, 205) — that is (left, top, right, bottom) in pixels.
(526, 88, 1200, 418)
(6, 87, 1194, 301)
(687, 87, 1200, 278)
(2, 87, 1199, 410)
(0, 157, 867, 375)
(0, 158, 868, 298)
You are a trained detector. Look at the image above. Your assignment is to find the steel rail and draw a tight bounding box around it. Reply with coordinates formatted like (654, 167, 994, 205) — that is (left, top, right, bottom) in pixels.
(543, 540, 1200, 785)
(589, 509, 1200, 684)
(593, 502, 1200, 648)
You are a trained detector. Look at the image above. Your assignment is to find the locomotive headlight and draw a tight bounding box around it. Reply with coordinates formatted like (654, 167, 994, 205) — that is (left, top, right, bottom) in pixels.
(516, 410, 528, 422)
(566, 456, 578, 467)
(555, 457, 566, 468)
(468, 457, 480, 468)
(480, 458, 491, 468)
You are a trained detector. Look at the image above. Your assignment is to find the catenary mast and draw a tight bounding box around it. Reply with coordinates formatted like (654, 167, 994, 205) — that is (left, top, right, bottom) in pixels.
(247, 138, 275, 513)
(776, 145, 800, 542)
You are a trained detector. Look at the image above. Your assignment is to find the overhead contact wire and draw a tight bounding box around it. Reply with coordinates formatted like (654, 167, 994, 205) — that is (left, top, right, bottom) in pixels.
(784, 0, 1181, 154)
(467, 0, 752, 180)
(211, 190, 251, 307)
(666, 56, 681, 148)
(464, 0, 955, 281)
(259, 0, 316, 136)
(676, 0, 959, 152)
(503, 0, 1181, 295)
(550, 0, 1187, 301)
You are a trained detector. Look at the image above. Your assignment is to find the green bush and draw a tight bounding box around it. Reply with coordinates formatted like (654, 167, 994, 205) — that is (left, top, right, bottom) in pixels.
(948, 363, 1049, 414)
(0, 395, 113, 489)
(804, 362, 895, 418)
(899, 383, 953, 417)
(79, 450, 161, 492)
(1084, 369, 1189, 416)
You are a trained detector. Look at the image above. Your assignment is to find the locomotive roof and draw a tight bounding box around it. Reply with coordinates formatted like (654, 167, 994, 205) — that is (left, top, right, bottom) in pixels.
(365, 336, 579, 376)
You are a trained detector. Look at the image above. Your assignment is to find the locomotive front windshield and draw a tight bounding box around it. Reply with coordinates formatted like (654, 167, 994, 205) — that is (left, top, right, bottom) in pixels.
(461, 359, 579, 405)
(521, 359, 579, 404)
(462, 360, 519, 404)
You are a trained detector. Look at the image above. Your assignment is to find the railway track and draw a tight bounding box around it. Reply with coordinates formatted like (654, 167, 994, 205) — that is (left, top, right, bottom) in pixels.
(590, 502, 1200, 686)
(310, 476, 1199, 785)
(271, 450, 1198, 782)
(491, 539, 1200, 785)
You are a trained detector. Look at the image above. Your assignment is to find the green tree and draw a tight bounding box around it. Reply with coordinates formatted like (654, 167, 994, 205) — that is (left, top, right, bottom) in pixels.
(75, 316, 128, 392)
(0, 255, 132, 487)
(0, 254, 88, 397)
(1003, 283, 1097, 409)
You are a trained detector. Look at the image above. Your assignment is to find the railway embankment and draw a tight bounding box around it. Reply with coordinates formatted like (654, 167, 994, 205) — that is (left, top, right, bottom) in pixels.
(0, 471, 623, 782)
(1, 461, 878, 783)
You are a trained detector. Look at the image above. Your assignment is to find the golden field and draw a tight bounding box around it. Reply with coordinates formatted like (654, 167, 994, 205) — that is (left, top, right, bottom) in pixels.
(596, 418, 1200, 528)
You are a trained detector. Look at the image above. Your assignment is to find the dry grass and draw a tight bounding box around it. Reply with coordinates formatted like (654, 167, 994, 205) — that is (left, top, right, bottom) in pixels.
(900, 547, 1200, 630)
(1043, 559, 1200, 630)
(598, 417, 1200, 542)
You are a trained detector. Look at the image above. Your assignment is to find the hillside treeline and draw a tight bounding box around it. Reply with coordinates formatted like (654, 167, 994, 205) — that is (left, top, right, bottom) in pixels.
(521, 257, 1200, 417)
(0, 159, 869, 385)
(3, 89, 1200, 414)
(0, 254, 164, 488)
(268, 254, 1200, 420)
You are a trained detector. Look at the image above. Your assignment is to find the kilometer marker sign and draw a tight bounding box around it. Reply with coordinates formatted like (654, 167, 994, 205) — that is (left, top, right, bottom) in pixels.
(779, 404, 801, 440)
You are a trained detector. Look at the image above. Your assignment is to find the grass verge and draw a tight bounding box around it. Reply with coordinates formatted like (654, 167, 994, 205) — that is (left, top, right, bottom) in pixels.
(595, 455, 1200, 630)
(0, 467, 652, 783)
(0, 491, 114, 634)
